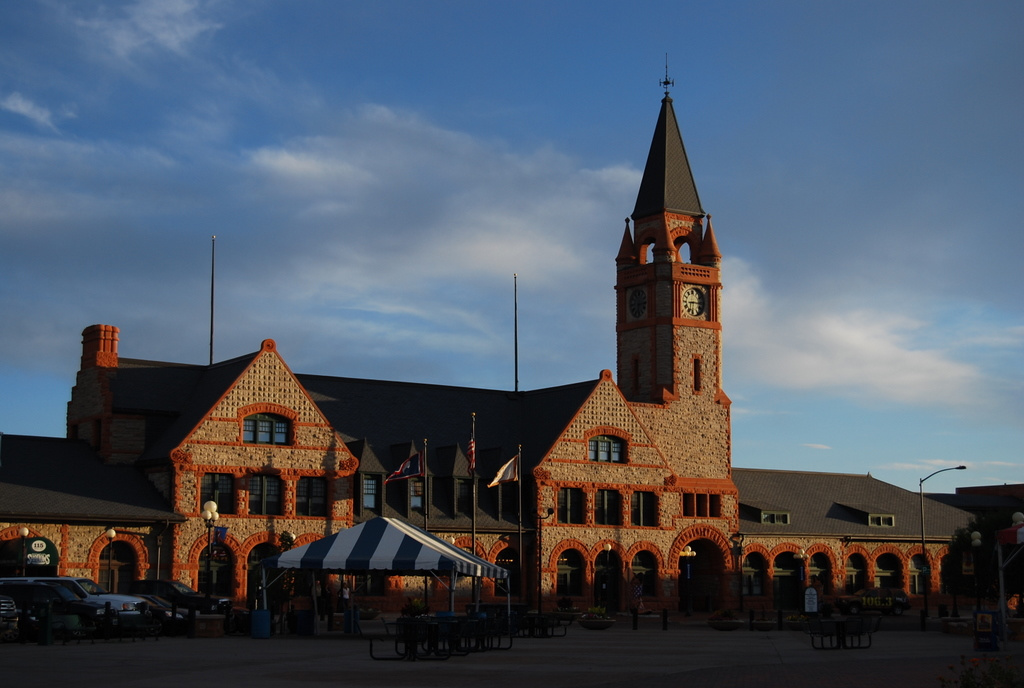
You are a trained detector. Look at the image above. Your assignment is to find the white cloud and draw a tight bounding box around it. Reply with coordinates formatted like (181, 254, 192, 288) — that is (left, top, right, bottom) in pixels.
(0, 93, 57, 131)
(75, 0, 222, 58)
(724, 257, 987, 411)
(802, 444, 832, 450)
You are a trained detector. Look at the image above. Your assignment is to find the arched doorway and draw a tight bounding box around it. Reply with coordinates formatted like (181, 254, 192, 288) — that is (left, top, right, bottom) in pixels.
(845, 554, 867, 593)
(630, 551, 657, 609)
(773, 551, 803, 610)
(677, 540, 725, 613)
(100, 541, 136, 593)
(594, 548, 621, 612)
(809, 553, 832, 595)
(199, 543, 233, 597)
(496, 547, 521, 597)
(247, 543, 278, 608)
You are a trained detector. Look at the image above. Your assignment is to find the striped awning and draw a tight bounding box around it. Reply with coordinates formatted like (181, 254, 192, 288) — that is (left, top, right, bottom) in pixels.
(261, 517, 508, 579)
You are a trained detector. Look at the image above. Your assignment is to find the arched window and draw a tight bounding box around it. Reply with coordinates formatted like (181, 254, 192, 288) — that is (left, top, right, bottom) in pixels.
(910, 554, 928, 595)
(743, 552, 766, 596)
(556, 549, 584, 596)
(100, 541, 136, 594)
(631, 551, 657, 597)
(588, 436, 625, 463)
(845, 554, 868, 593)
(247, 543, 278, 606)
(199, 543, 233, 597)
(243, 413, 290, 445)
(875, 553, 902, 589)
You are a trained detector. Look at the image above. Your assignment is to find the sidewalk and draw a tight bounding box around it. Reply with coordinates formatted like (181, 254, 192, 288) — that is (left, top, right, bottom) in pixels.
(1, 613, 1018, 688)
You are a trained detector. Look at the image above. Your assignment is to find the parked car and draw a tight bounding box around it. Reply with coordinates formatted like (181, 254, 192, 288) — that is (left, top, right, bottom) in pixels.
(0, 576, 140, 611)
(127, 579, 231, 614)
(0, 581, 102, 641)
(834, 587, 911, 615)
(0, 594, 18, 642)
(131, 594, 188, 636)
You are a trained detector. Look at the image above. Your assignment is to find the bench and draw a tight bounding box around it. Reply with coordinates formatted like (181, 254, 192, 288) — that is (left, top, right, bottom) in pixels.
(803, 618, 841, 649)
(842, 615, 881, 649)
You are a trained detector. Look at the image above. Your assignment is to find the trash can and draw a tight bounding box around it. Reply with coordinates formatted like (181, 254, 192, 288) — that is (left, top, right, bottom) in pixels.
(296, 609, 315, 636)
(250, 610, 271, 639)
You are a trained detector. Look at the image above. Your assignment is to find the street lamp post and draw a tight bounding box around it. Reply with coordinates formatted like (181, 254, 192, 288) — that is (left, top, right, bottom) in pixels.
(536, 507, 553, 613)
(970, 530, 983, 611)
(201, 501, 220, 601)
(18, 527, 28, 576)
(680, 545, 696, 616)
(104, 528, 116, 592)
(919, 465, 966, 623)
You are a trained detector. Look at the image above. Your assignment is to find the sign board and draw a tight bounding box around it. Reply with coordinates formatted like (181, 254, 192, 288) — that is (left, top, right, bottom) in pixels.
(803, 587, 819, 614)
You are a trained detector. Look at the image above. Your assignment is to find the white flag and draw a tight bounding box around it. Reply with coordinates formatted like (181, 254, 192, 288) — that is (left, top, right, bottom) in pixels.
(487, 454, 518, 487)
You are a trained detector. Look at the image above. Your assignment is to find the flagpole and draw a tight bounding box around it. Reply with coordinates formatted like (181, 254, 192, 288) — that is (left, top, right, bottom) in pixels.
(517, 445, 523, 608)
(423, 437, 429, 605)
(209, 235, 216, 365)
(471, 413, 479, 611)
(513, 273, 519, 392)
(423, 438, 429, 533)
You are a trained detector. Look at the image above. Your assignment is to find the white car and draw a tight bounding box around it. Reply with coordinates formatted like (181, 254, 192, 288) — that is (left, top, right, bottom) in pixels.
(0, 576, 140, 612)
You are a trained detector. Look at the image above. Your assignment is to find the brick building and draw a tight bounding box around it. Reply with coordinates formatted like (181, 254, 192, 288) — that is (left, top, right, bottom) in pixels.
(1, 91, 989, 615)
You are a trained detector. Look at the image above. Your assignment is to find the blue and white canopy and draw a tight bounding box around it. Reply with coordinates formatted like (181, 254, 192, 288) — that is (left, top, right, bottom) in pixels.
(261, 517, 508, 579)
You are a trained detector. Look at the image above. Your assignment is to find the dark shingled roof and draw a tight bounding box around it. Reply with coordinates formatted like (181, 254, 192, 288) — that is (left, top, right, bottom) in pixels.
(0, 434, 181, 524)
(632, 94, 705, 220)
(733, 468, 972, 540)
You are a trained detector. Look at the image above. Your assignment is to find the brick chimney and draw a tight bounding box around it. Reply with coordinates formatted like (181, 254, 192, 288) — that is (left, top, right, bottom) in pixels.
(80, 324, 120, 369)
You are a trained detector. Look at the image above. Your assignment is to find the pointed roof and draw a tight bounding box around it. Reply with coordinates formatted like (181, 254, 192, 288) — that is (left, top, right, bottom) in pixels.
(695, 214, 721, 266)
(632, 95, 705, 220)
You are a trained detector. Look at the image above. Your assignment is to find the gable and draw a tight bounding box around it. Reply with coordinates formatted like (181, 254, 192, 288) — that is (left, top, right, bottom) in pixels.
(538, 372, 675, 485)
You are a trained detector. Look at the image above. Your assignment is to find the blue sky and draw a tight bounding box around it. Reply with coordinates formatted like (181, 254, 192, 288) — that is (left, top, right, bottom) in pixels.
(1, 0, 1021, 494)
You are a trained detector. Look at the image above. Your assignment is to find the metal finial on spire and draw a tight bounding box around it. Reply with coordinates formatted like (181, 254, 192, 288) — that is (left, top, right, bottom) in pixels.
(661, 53, 674, 96)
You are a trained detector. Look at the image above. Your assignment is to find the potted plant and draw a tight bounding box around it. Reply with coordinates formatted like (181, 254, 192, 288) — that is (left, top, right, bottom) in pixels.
(751, 610, 775, 631)
(578, 606, 616, 630)
(707, 609, 743, 631)
(784, 614, 808, 631)
(400, 598, 429, 618)
(358, 607, 380, 621)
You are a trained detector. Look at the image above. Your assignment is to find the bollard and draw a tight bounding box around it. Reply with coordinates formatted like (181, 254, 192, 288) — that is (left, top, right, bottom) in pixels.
(777, 608, 783, 630)
(920, 609, 927, 632)
(748, 609, 755, 631)
(38, 600, 53, 646)
(632, 607, 638, 630)
(662, 608, 668, 631)
(187, 606, 196, 638)
(103, 601, 112, 641)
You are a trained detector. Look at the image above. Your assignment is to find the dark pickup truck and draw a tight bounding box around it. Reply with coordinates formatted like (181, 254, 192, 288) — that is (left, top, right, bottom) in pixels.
(127, 580, 231, 615)
(834, 587, 911, 615)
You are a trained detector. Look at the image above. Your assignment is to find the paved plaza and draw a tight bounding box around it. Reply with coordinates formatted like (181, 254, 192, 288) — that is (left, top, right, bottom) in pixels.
(2, 614, 1019, 688)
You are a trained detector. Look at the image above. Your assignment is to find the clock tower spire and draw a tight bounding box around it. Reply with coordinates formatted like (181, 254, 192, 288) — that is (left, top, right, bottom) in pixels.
(616, 88, 724, 405)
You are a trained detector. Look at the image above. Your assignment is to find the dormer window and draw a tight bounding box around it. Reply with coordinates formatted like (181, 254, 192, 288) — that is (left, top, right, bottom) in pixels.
(761, 510, 790, 525)
(869, 514, 895, 527)
(243, 413, 290, 445)
(588, 436, 625, 463)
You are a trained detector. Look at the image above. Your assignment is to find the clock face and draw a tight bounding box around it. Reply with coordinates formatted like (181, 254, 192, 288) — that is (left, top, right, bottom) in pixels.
(682, 287, 705, 317)
(628, 288, 647, 319)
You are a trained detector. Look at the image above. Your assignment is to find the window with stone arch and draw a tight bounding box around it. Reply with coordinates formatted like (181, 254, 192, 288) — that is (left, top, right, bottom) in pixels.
(588, 435, 626, 464)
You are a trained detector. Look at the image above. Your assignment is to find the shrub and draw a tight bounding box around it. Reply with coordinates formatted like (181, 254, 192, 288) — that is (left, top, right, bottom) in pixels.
(937, 655, 1021, 687)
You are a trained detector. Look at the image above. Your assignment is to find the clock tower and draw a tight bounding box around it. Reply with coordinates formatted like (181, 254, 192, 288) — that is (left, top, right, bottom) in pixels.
(616, 89, 723, 406)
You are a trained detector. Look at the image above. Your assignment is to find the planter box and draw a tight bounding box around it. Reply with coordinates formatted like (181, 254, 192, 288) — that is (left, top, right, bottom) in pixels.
(193, 614, 224, 638)
(578, 618, 616, 630)
(708, 619, 743, 631)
